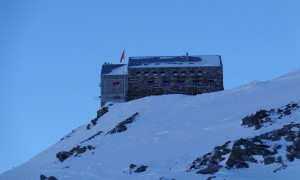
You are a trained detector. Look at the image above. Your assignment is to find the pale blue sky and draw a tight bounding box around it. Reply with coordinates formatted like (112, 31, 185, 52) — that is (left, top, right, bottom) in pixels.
(1, 0, 300, 173)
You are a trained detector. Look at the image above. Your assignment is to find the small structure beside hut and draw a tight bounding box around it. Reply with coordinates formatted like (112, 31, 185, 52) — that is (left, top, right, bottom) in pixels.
(100, 54, 224, 106)
(101, 63, 128, 106)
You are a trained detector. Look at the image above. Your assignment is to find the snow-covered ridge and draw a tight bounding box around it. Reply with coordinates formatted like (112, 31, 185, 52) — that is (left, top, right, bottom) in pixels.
(275, 68, 300, 81)
(1, 68, 300, 180)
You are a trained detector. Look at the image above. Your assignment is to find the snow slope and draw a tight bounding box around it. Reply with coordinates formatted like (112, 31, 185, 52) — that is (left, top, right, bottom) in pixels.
(1, 68, 300, 180)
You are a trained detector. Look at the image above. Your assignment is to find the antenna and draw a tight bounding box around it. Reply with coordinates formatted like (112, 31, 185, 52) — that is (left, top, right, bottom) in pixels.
(186, 52, 189, 61)
(93, 96, 101, 100)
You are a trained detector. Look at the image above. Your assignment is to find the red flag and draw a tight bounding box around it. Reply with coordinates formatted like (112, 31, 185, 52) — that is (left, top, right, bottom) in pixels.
(112, 82, 120, 86)
(120, 49, 125, 63)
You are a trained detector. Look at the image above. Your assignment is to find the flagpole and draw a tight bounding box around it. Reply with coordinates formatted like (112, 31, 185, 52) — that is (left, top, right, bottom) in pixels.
(122, 49, 126, 103)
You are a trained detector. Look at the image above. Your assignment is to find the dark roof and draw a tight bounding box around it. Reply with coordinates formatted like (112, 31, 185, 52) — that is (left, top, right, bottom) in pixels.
(101, 64, 126, 75)
(128, 55, 222, 68)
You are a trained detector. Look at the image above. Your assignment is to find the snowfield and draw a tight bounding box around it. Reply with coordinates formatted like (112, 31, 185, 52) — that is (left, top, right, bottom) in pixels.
(1, 68, 300, 180)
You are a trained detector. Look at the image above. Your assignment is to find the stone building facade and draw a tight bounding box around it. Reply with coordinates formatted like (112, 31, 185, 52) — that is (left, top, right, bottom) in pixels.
(100, 55, 224, 106)
(126, 55, 223, 101)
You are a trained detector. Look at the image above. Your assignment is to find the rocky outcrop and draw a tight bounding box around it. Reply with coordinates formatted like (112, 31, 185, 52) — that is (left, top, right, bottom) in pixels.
(58, 112, 138, 163)
(159, 177, 175, 180)
(40, 175, 58, 180)
(188, 123, 300, 175)
(128, 163, 148, 174)
(87, 105, 111, 130)
(225, 138, 277, 169)
(107, 112, 139, 135)
(56, 145, 95, 162)
(242, 102, 299, 129)
(60, 130, 76, 141)
(187, 141, 231, 174)
(135, 165, 148, 173)
(61, 105, 111, 142)
(80, 131, 103, 144)
(195, 165, 222, 175)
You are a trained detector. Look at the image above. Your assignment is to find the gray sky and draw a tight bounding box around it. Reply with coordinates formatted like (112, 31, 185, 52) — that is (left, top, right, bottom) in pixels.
(1, 0, 300, 173)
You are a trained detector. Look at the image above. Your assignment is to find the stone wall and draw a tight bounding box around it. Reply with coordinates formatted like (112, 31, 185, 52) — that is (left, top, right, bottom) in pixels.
(126, 66, 223, 101)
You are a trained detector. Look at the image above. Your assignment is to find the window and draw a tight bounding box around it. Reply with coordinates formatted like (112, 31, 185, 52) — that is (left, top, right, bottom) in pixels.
(177, 81, 185, 87)
(113, 95, 120, 99)
(153, 71, 157, 75)
(136, 72, 141, 76)
(162, 81, 170, 87)
(208, 80, 215, 87)
(144, 72, 149, 76)
(190, 71, 195, 75)
(181, 71, 186, 75)
(112, 82, 120, 86)
(147, 81, 154, 87)
(192, 81, 200, 87)
(198, 71, 203, 75)
(174, 71, 178, 75)
(161, 71, 165, 75)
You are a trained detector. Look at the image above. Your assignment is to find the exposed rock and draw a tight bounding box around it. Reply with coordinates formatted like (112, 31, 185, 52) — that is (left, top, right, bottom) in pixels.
(97, 106, 110, 118)
(56, 151, 72, 162)
(56, 145, 95, 162)
(226, 138, 275, 169)
(263, 156, 275, 165)
(48, 176, 58, 180)
(286, 153, 294, 162)
(279, 103, 299, 119)
(87, 106, 110, 130)
(241, 109, 273, 129)
(273, 164, 287, 172)
(128, 164, 137, 174)
(60, 130, 75, 141)
(196, 165, 222, 174)
(71, 145, 95, 157)
(40, 175, 47, 180)
(127, 164, 148, 174)
(91, 118, 97, 126)
(207, 176, 217, 180)
(40, 175, 57, 180)
(129, 164, 137, 169)
(187, 141, 231, 172)
(134, 165, 148, 173)
(159, 177, 176, 180)
(242, 102, 299, 130)
(107, 112, 139, 134)
(80, 131, 103, 144)
(188, 122, 300, 175)
(275, 156, 283, 163)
